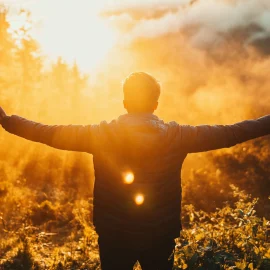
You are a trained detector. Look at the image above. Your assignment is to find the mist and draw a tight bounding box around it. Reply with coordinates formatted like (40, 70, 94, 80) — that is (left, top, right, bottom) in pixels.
(0, 2, 270, 267)
(106, 0, 270, 55)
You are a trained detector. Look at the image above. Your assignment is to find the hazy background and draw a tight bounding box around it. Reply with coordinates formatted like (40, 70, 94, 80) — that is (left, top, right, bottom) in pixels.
(0, 0, 269, 229)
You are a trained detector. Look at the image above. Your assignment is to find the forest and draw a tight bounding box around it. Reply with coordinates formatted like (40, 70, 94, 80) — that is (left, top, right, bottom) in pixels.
(0, 2, 270, 269)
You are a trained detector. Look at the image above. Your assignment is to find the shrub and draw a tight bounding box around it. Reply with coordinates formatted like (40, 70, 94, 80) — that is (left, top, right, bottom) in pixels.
(175, 186, 270, 270)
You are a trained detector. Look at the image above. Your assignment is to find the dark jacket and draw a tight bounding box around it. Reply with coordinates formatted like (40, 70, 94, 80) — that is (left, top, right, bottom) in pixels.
(2, 114, 270, 239)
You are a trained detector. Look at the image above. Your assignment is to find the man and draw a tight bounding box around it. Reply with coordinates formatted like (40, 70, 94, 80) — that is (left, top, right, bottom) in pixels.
(0, 72, 269, 270)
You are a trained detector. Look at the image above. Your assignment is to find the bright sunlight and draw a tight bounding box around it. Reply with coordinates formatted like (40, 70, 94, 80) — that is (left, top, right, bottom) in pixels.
(7, 0, 117, 71)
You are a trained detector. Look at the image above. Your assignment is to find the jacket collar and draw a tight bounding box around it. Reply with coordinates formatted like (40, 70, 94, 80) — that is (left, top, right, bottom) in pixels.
(118, 113, 159, 122)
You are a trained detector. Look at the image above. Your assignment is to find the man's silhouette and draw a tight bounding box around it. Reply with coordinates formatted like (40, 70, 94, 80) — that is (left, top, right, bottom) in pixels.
(0, 72, 269, 270)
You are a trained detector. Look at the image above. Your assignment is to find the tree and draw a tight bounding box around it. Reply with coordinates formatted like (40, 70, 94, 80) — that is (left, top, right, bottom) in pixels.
(0, 5, 16, 107)
(13, 10, 43, 109)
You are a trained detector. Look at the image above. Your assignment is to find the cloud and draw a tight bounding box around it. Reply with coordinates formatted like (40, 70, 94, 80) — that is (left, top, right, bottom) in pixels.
(106, 0, 270, 54)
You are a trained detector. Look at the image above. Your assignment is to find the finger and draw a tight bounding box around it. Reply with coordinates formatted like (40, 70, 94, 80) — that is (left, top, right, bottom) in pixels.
(0, 108, 6, 118)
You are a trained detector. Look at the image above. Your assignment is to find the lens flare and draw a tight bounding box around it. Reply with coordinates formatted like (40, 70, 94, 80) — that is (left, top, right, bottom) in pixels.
(135, 194, 144, 205)
(123, 172, 134, 184)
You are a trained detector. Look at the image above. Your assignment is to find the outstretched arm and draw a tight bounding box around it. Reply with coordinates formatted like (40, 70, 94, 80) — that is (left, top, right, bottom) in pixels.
(0, 107, 98, 153)
(180, 115, 270, 153)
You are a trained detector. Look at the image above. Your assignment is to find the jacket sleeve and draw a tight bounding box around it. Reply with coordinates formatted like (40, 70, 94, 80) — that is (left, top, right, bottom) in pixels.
(1, 115, 99, 153)
(179, 115, 270, 153)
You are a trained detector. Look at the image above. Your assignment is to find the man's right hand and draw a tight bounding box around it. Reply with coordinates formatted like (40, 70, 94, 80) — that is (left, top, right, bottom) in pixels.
(0, 107, 7, 125)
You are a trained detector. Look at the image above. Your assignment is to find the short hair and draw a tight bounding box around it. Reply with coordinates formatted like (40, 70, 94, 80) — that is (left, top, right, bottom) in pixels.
(123, 72, 161, 111)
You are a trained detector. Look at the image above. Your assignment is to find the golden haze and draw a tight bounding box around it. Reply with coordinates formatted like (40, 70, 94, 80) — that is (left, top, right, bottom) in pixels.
(0, 2, 270, 268)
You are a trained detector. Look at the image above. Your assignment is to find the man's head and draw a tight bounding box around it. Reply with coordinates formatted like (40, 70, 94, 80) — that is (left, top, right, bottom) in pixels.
(123, 72, 161, 113)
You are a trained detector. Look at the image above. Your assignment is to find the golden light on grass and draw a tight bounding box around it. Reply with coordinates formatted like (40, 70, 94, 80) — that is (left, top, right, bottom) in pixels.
(135, 194, 144, 205)
(123, 172, 134, 184)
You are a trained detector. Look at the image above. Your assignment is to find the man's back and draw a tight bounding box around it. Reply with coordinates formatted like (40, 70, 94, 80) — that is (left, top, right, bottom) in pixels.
(92, 113, 185, 242)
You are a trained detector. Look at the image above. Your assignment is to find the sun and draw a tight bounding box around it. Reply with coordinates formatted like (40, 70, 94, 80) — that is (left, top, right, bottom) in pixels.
(8, 0, 118, 72)
(38, 9, 117, 72)
(71, 14, 117, 71)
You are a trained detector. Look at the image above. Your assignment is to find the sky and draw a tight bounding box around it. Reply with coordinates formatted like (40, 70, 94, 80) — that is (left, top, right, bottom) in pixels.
(5, 0, 119, 71)
(3, 0, 270, 72)
(3, 0, 189, 71)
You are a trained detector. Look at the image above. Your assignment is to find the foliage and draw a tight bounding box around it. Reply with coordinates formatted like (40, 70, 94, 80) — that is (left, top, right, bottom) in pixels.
(1, 186, 269, 269)
(175, 186, 270, 270)
(183, 137, 270, 219)
(0, 198, 100, 270)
